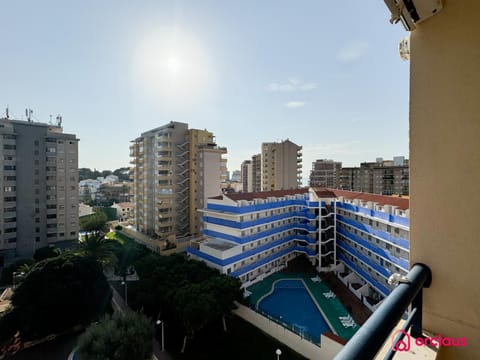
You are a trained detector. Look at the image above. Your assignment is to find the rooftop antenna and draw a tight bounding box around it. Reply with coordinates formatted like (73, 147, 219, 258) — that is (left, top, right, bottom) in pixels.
(5, 106, 9, 119)
(25, 108, 33, 122)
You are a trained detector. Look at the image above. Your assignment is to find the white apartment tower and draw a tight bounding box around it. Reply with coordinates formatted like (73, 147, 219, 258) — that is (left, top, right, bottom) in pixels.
(0, 117, 79, 266)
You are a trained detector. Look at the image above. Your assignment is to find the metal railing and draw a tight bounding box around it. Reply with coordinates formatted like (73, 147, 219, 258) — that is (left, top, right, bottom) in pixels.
(333, 263, 432, 360)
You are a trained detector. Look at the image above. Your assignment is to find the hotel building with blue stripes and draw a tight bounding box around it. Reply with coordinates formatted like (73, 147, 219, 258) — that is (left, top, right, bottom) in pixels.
(187, 187, 409, 311)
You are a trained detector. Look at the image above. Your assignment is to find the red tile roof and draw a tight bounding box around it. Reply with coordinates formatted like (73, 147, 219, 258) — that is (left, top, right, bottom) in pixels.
(211, 187, 409, 210)
(326, 188, 409, 210)
(212, 188, 309, 202)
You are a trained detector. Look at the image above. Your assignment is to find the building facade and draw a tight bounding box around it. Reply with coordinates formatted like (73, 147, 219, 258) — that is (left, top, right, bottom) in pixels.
(240, 160, 253, 193)
(0, 118, 79, 266)
(338, 157, 409, 195)
(309, 159, 342, 188)
(188, 187, 409, 312)
(261, 140, 302, 191)
(130, 122, 226, 244)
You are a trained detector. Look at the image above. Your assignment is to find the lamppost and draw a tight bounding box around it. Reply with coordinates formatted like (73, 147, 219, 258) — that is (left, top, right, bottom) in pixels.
(12, 272, 25, 290)
(156, 320, 165, 351)
(276, 348, 282, 360)
(121, 280, 128, 306)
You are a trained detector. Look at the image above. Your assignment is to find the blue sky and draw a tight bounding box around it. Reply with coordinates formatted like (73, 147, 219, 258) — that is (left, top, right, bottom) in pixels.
(0, 1, 409, 181)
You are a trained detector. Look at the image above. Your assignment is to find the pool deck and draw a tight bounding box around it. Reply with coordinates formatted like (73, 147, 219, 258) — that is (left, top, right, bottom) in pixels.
(247, 272, 359, 341)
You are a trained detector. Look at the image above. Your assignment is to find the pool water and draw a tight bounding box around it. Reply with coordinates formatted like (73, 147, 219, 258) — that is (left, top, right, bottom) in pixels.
(257, 279, 331, 342)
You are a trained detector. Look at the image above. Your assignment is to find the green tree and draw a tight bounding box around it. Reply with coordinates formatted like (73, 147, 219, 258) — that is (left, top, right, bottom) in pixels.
(173, 283, 216, 353)
(78, 234, 117, 268)
(0, 259, 35, 285)
(80, 211, 108, 232)
(77, 311, 154, 360)
(205, 275, 243, 331)
(1, 253, 111, 342)
(33, 245, 61, 262)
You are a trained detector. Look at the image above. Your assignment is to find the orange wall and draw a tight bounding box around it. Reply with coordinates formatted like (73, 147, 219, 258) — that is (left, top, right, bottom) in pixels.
(410, 1, 480, 359)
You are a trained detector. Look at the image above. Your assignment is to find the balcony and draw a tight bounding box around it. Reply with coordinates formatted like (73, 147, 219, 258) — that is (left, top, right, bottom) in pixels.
(333, 264, 432, 360)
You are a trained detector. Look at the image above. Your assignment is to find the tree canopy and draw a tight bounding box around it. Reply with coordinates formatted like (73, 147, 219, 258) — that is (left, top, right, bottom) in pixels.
(0, 258, 35, 286)
(0, 253, 111, 342)
(79, 211, 108, 232)
(132, 253, 243, 352)
(77, 234, 117, 267)
(33, 245, 61, 262)
(77, 311, 154, 360)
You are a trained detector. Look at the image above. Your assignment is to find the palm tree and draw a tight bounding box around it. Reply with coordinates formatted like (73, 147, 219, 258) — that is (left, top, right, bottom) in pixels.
(78, 233, 117, 267)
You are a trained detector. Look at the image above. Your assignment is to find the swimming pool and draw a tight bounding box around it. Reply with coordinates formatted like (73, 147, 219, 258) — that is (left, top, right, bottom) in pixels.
(257, 279, 332, 343)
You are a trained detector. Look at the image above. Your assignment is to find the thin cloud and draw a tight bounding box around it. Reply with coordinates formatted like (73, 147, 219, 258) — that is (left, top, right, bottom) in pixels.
(267, 78, 317, 92)
(284, 101, 306, 108)
(336, 41, 369, 63)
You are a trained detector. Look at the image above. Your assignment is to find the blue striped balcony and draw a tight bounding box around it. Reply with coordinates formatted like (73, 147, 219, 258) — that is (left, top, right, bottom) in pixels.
(336, 202, 410, 227)
(337, 214, 409, 250)
(230, 246, 295, 277)
(187, 235, 296, 267)
(337, 227, 409, 271)
(204, 220, 318, 244)
(294, 234, 317, 244)
(203, 209, 317, 229)
(337, 239, 391, 278)
(207, 198, 310, 214)
(338, 253, 391, 297)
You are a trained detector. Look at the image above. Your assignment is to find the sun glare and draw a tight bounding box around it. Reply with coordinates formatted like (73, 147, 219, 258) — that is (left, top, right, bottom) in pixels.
(166, 55, 182, 77)
(133, 28, 215, 109)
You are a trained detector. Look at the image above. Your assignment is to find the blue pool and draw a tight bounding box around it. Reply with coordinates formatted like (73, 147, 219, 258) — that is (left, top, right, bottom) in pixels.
(257, 279, 331, 342)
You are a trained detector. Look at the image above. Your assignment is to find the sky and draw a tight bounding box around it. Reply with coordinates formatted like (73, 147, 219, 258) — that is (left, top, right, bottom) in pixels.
(0, 0, 409, 183)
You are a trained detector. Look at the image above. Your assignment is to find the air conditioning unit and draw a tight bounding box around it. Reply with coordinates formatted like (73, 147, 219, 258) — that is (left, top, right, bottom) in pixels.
(384, 0, 443, 31)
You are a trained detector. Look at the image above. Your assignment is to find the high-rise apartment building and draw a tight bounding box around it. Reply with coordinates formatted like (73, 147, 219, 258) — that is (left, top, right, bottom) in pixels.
(338, 157, 409, 195)
(309, 159, 342, 188)
(0, 117, 79, 266)
(261, 140, 302, 191)
(251, 154, 262, 192)
(241, 160, 253, 193)
(130, 122, 226, 244)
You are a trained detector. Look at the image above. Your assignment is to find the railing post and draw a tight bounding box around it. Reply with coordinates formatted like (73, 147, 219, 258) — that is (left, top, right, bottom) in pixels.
(333, 263, 432, 360)
(410, 288, 423, 338)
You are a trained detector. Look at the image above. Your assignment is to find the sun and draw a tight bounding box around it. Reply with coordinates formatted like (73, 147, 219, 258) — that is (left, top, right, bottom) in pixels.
(133, 27, 215, 108)
(165, 55, 182, 78)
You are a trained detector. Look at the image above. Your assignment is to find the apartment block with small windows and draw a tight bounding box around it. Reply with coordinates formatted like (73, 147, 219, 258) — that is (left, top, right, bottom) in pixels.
(309, 159, 342, 188)
(261, 140, 302, 191)
(0, 118, 79, 266)
(338, 157, 409, 195)
(188, 187, 409, 313)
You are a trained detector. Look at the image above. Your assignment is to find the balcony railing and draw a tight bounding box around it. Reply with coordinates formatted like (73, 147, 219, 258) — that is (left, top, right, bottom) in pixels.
(333, 263, 432, 360)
